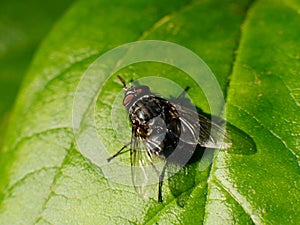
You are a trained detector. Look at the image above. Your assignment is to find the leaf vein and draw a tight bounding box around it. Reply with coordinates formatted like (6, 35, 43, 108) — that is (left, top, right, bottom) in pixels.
(138, 0, 203, 40)
(5, 167, 59, 194)
(223, 0, 257, 100)
(205, 0, 257, 223)
(230, 102, 299, 166)
(214, 179, 257, 225)
(32, 146, 73, 225)
(11, 127, 72, 152)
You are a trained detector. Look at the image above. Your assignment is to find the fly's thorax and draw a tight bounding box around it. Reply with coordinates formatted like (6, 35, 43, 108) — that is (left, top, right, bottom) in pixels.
(132, 120, 151, 139)
(128, 96, 163, 123)
(127, 95, 163, 140)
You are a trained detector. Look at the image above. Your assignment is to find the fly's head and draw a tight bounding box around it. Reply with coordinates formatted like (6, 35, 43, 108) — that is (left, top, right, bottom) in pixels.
(117, 75, 152, 110)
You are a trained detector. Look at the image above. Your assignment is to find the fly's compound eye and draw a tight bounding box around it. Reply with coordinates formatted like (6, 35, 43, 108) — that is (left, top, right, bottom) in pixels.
(123, 86, 150, 106)
(123, 94, 134, 106)
(136, 86, 150, 94)
(136, 88, 144, 94)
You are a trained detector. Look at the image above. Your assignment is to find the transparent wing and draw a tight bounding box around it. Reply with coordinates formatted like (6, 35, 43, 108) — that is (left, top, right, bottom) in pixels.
(130, 131, 165, 199)
(174, 104, 230, 149)
(175, 104, 256, 154)
(197, 113, 232, 149)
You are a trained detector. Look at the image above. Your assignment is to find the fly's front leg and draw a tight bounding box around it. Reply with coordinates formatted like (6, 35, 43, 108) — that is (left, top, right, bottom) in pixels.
(107, 142, 131, 162)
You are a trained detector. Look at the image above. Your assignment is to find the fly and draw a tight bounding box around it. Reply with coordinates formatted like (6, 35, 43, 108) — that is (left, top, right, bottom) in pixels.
(107, 75, 233, 202)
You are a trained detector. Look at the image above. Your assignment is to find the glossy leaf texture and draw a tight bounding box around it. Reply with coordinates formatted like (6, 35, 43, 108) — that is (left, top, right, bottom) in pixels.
(0, 0, 299, 224)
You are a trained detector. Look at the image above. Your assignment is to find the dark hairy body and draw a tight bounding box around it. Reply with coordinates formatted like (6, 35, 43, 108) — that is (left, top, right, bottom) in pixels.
(108, 75, 231, 202)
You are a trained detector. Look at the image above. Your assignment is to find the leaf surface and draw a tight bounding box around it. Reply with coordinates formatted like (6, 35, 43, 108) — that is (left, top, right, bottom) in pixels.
(0, 0, 299, 224)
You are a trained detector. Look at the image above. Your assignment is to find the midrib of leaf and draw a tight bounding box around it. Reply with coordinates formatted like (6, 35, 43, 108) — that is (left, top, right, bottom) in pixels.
(205, 0, 300, 224)
(222, 0, 256, 101)
(215, 179, 255, 224)
(204, 0, 257, 223)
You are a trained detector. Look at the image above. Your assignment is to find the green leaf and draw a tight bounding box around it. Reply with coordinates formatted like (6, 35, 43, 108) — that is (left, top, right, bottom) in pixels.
(0, 0, 74, 147)
(1, 0, 299, 224)
(206, 1, 300, 224)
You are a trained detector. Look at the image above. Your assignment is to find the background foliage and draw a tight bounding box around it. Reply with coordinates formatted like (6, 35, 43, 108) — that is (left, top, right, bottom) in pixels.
(0, 0, 299, 224)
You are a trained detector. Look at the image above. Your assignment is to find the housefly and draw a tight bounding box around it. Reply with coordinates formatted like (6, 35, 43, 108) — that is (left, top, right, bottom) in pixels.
(107, 75, 232, 202)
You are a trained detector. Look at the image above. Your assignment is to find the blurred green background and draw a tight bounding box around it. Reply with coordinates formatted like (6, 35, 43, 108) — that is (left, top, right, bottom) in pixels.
(0, 0, 74, 147)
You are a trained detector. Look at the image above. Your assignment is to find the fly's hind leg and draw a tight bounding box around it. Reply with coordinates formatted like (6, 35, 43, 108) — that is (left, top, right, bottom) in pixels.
(158, 162, 168, 202)
(145, 149, 167, 203)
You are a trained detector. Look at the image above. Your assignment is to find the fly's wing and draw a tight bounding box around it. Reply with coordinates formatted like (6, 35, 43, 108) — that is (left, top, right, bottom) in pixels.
(174, 104, 231, 149)
(196, 113, 256, 154)
(177, 104, 257, 154)
(197, 113, 232, 149)
(130, 132, 165, 199)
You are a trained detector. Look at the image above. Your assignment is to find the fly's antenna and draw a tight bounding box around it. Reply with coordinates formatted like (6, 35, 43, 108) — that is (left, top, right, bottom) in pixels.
(117, 75, 127, 88)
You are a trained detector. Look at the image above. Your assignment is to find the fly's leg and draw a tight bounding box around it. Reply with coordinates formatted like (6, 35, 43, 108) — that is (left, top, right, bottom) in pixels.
(158, 162, 168, 202)
(145, 148, 166, 203)
(107, 142, 131, 162)
(177, 86, 190, 99)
